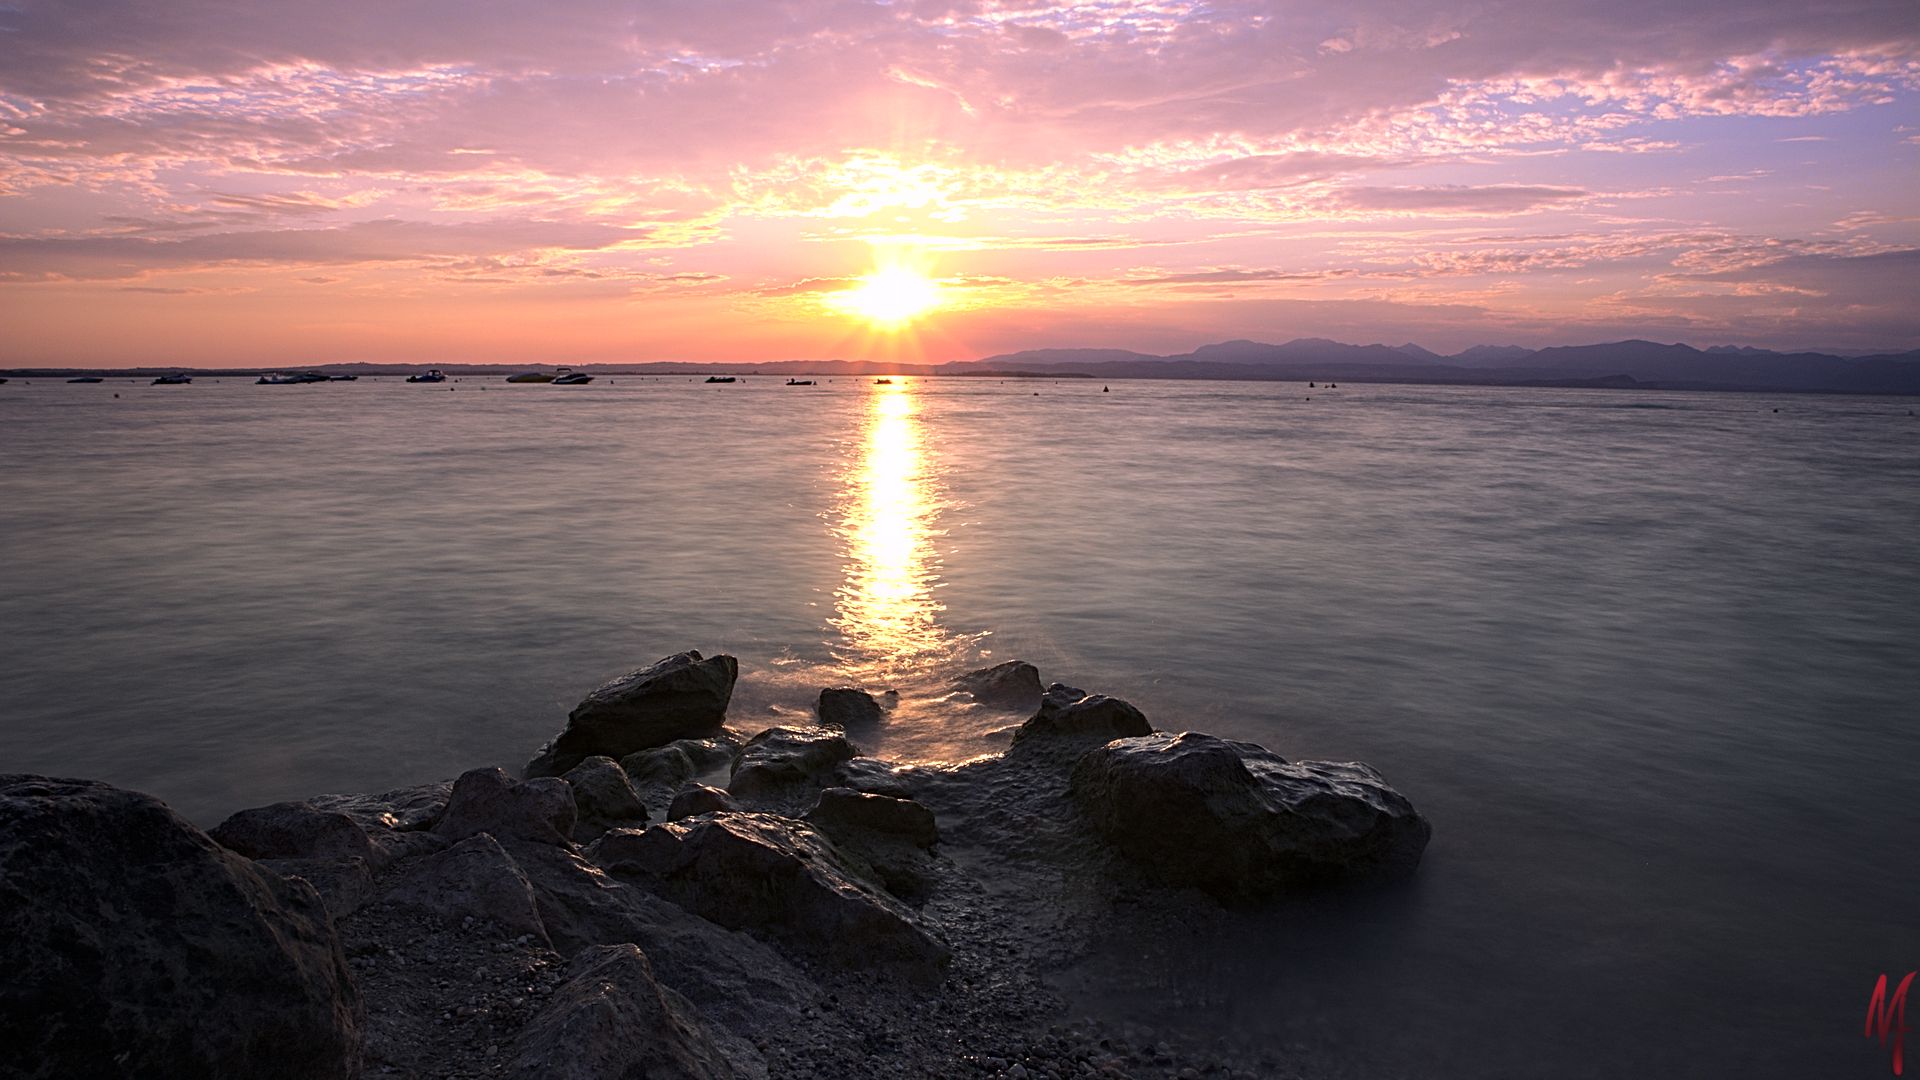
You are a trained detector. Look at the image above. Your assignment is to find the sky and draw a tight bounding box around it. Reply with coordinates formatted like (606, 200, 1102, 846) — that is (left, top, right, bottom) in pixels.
(0, 0, 1916, 366)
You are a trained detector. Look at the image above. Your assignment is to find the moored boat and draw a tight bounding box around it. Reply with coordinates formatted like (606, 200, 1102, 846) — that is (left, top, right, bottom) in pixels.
(151, 373, 192, 385)
(67, 376, 104, 383)
(551, 369, 593, 385)
(704, 376, 736, 383)
(405, 369, 447, 383)
(786, 378, 815, 386)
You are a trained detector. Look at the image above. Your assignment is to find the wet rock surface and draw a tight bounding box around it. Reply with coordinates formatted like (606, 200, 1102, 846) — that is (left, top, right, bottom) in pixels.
(1071, 732, 1432, 897)
(728, 725, 858, 800)
(0, 775, 362, 1080)
(3, 655, 1429, 1079)
(954, 659, 1046, 710)
(1011, 683, 1154, 750)
(592, 812, 950, 985)
(528, 651, 739, 777)
(817, 686, 886, 729)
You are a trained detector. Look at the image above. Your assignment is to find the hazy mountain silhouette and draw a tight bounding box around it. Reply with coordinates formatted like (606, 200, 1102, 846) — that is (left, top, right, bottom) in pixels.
(959, 338, 1920, 393)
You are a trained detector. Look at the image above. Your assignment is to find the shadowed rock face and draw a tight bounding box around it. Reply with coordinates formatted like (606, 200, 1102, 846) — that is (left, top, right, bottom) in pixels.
(1069, 732, 1431, 898)
(1010, 683, 1153, 749)
(590, 812, 950, 985)
(0, 775, 362, 1080)
(527, 652, 739, 777)
(384, 833, 550, 944)
(436, 767, 576, 847)
(507, 944, 743, 1080)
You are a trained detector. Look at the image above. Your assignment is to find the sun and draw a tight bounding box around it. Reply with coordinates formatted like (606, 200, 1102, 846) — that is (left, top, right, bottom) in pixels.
(830, 260, 943, 330)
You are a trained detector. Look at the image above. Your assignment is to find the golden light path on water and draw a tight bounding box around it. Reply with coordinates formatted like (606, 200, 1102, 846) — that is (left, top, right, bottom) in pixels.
(828, 379, 964, 687)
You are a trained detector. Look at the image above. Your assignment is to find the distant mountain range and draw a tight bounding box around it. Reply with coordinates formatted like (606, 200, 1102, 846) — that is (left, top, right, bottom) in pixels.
(957, 338, 1920, 394)
(9, 338, 1919, 393)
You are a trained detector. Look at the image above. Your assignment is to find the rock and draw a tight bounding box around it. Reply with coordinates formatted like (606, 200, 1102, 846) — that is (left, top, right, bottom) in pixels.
(816, 686, 885, 729)
(831, 757, 926, 799)
(0, 775, 361, 1079)
(1010, 683, 1152, 748)
(727, 726, 856, 798)
(210, 799, 384, 866)
(383, 833, 550, 943)
(506, 944, 744, 1080)
(562, 756, 648, 841)
(1068, 732, 1431, 897)
(623, 736, 742, 786)
(259, 855, 379, 919)
(804, 788, 940, 903)
(622, 744, 697, 787)
(508, 842, 815, 1038)
(527, 651, 739, 777)
(806, 787, 938, 850)
(669, 784, 740, 820)
(954, 660, 1044, 710)
(591, 813, 949, 984)
(308, 781, 451, 833)
(435, 767, 575, 847)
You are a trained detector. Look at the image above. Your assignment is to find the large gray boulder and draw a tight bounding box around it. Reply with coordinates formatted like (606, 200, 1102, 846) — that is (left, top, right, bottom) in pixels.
(506, 944, 744, 1080)
(953, 660, 1044, 710)
(1009, 683, 1153, 748)
(435, 767, 576, 847)
(210, 800, 384, 866)
(528, 652, 739, 777)
(727, 726, 856, 798)
(382, 833, 550, 943)
(0, 775, 362, 1080)
(590, 812, 949, 985)
(1069, 733, 1431, 898)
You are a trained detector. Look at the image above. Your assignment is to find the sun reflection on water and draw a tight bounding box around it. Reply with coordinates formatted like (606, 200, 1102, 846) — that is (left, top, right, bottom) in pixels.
(830, 380, 960, 684)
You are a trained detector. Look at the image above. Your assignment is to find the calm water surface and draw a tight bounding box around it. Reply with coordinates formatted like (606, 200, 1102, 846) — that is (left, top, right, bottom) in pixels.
(2, 374, 1916, 1078)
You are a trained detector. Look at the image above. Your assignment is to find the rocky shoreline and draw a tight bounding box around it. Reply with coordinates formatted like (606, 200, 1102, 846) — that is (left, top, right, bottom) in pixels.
(1, 651, 1431, 1080)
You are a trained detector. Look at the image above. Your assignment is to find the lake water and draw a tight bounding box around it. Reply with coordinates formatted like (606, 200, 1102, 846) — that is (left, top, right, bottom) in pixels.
(2, 374, 1916, 1078)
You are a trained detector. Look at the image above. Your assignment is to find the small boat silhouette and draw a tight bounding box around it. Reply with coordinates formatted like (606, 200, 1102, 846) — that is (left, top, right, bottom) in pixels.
(705, 376, 737, 383)
(406, 369, 447, 383)
(874, 378, 893, 385)
(151, 373, 192, 385)
(68, 376, 104, 384)
(786, 378, 815, 386)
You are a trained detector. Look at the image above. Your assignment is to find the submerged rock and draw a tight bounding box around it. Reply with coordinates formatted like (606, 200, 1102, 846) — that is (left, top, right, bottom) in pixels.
(831, 757, 927, 799)
(506, 944, 745, 1080)
(954, 660, 1045, 710)
(528, 651, 739, 777)
(0, 775, 362, 1080)
(1069, 732, 1431, 897)
(1010, 683, 1153, 748)
(435, 767, 575, 847)
(816, 686, 885, 729)
(727, 726, 856, 798)
(591, 812, 949, 984)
